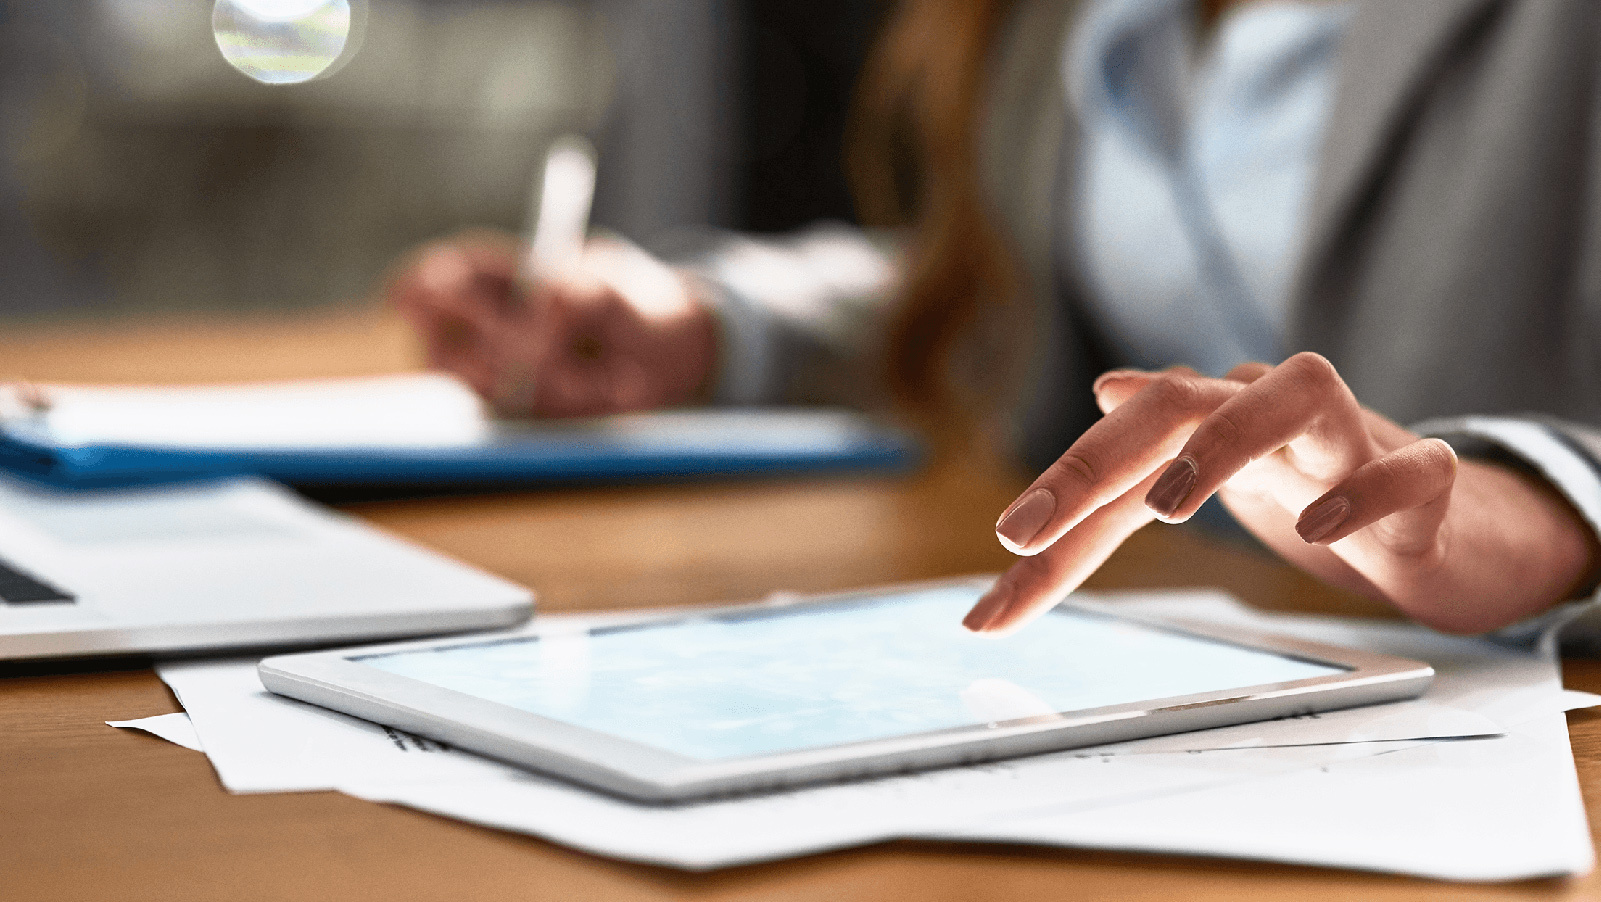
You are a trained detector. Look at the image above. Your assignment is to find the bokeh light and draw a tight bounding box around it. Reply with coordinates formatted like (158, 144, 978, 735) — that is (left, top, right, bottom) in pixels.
(212, 0, 353, 85)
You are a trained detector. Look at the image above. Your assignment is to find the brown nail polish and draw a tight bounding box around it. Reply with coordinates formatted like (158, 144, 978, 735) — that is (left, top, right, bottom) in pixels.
(1297, 496, 1351, 544)
(996, 488, 1056, 551)
(1146, 457, 1198, 519)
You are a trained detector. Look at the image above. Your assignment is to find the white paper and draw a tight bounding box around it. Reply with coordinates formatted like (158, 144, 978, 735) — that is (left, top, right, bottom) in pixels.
(117, 692, 1404, 866)
(959, 714, 1592, 881)
(0, 374, 897, 456)
(115, 594, 1601, 879)
(4, 374, 491, 449)
(106, 712, 204, 752)
(341, 741, 1408, 870)
(156, 657, 521, 793)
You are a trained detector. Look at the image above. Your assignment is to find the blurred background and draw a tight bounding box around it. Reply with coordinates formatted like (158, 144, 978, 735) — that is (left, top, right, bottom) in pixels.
(0, 0, 886, 322)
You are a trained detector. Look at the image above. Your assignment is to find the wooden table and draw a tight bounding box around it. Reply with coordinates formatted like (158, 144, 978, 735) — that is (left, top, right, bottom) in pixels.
(4, 309, 1601, 901)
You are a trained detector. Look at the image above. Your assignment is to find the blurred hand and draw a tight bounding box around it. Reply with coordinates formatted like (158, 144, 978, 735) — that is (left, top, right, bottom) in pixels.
(386, 231, 717, 418)
(964, 353, 1600, 635)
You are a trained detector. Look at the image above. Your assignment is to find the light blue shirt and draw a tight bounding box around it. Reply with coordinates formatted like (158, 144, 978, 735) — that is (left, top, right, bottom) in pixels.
(1066, 0, 1351, 376)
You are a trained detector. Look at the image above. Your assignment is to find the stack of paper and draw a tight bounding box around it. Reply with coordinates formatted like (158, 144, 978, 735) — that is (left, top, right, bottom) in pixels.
(111, 592, 1601, 880)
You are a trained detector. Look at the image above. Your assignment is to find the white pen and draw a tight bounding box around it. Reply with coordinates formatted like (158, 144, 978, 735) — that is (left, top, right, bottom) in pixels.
(523, 134, 598, 279)
(496, 135, 598, 413)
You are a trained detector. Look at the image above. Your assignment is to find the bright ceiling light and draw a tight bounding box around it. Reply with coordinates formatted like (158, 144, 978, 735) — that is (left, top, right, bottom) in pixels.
(212, 0, 353, 85)
(226, 0, 333, 23)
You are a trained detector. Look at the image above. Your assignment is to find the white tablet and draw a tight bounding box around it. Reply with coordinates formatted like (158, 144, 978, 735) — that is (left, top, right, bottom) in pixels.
(259, 578, 1432, 802)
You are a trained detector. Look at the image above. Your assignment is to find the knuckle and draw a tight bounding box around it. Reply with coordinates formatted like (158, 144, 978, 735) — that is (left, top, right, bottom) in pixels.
(1362, 452, 1406, 491)
(1199, 407, 1246, 452)
(1357, 440, 1458, 503)
(1144, 371, 1202, 412)
(1048, 448, 1100, 492)
(1283, 351, 1342, 396)
(1007, 552, 1060, 592)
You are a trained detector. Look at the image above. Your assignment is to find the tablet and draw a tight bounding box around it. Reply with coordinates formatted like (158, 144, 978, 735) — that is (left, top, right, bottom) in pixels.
(259, 578, 1432, 801)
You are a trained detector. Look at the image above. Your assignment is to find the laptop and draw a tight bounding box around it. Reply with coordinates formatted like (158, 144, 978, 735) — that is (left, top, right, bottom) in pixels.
(0, 475, 532, 661)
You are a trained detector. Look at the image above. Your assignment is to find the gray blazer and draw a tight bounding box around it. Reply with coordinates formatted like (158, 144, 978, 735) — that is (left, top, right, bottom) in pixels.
(980, 0, 1601, 472)
(713, 0, 1601, 502)
(703, 0, 1601, 635)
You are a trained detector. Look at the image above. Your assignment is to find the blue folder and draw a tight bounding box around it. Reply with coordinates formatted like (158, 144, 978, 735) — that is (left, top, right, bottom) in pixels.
(0, 409, 920, 491)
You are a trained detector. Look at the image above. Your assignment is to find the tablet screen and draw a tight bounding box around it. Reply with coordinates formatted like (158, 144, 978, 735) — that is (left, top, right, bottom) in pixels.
(356, 586, 1343, 761)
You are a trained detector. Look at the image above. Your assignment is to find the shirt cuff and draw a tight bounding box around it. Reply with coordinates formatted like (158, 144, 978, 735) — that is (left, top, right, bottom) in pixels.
(691, 276, 777, 406)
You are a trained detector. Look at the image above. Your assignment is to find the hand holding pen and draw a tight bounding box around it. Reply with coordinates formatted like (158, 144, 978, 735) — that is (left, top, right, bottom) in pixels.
(386, 136, 717, 418)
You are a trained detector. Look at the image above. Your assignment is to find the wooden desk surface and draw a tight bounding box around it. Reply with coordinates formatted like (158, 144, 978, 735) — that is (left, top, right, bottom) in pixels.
(3, 309, 1601, 901)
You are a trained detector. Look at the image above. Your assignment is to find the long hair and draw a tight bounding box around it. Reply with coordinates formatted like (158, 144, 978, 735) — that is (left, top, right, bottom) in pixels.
(846, 0, 1018, 421)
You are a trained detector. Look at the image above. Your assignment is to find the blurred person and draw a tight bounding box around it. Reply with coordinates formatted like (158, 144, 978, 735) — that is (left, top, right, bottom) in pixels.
(384, 0, 1601, 639)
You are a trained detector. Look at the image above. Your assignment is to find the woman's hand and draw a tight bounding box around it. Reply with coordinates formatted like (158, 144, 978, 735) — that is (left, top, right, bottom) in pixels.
(385, 231, 717, 418)
(964, 353, 1599, 635)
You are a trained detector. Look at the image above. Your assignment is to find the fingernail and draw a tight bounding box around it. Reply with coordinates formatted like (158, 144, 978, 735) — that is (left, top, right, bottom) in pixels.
(963, 584, 1012, 633)
(1146, 457, 1198, 519)
(1297, 495, 1350, 544)
(996, 488, 1056, 551)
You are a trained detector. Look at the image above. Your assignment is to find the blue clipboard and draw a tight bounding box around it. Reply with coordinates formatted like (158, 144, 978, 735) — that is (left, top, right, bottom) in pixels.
(0, 409, 920, 491)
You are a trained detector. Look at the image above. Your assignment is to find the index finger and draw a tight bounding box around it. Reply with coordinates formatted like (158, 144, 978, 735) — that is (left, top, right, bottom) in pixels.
(967, 467, 1166, 633)
(995, 371, 1242, 555)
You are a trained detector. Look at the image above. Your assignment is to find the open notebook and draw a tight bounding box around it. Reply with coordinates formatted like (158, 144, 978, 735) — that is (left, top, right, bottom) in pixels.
(0, 375, 918, 491)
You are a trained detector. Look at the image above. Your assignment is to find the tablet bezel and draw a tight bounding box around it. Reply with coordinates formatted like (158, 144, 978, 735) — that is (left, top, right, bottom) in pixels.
(258, 577, 1434, 802)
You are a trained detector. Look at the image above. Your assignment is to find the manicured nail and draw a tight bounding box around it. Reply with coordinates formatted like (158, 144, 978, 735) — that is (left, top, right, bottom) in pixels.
(1145, 457, 1198, 519)
(1297, 496, 1350, 544)
(996, 488, 1056, 551)
(963, 584, 1012, 633)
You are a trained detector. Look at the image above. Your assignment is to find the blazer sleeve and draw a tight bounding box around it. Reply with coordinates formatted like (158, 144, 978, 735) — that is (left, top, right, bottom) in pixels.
(680, 223, 902, 410)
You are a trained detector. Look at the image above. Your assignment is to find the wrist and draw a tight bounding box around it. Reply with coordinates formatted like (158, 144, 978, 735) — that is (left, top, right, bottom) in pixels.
(659, 271, 720, 406)
(1444, 460, 1601, 628)
(1491, 461, 1601, 600)
(1409, 416, 1601, 628)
